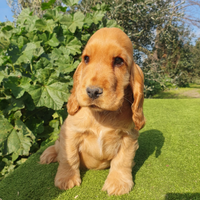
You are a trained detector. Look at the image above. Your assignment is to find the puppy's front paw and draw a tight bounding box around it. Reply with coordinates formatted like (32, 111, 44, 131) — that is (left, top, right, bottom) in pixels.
(102, 175, 133, 195)
(55, 173, 81, 190)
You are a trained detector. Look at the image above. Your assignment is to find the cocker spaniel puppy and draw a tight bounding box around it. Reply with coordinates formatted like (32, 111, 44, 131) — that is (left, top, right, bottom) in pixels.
(40, 27, 145, 195)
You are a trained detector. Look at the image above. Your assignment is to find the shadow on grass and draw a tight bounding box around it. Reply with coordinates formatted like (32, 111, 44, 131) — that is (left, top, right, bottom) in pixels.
(132, 129, 165, 181)
(165, 193, 200, 200)
(189, 83, 200, 89)
(153, 91, 181, 99)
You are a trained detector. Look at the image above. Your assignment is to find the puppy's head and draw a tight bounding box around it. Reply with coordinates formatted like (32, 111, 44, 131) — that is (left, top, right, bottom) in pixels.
(67, 28, 145, 130)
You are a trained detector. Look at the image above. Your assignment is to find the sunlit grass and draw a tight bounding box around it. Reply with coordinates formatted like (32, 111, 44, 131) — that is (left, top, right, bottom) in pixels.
(152, 83, 200, 99)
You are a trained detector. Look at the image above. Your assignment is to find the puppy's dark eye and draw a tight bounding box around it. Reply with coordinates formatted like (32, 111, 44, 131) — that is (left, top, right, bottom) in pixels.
(84, 56, 89, 64)
(114, 57, 124, 67)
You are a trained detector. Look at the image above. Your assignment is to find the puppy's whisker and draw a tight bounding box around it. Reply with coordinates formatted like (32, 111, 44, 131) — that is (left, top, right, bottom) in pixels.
(123, 97, 132, 105)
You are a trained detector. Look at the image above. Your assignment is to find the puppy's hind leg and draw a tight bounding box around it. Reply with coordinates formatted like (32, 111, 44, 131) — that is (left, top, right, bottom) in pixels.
(40, 140, 59, 164)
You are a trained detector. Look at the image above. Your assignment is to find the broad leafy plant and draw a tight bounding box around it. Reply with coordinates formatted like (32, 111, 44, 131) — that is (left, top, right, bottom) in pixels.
(0, 0, 118, 178)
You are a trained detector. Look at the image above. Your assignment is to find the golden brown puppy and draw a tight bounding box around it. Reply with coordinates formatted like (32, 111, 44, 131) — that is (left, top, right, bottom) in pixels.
(40, 27, 145, 195)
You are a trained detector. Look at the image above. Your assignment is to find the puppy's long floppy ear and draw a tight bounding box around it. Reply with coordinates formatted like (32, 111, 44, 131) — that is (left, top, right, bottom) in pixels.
(67, 63, 82, 115)
(130, 62, 145, 130)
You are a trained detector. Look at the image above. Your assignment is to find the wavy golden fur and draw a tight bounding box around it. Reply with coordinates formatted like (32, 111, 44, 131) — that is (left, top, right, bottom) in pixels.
(40, 27, 145, 195)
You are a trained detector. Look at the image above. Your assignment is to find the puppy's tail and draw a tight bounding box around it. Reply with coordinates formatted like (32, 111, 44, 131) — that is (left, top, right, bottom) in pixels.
(40, 140, 59, 164)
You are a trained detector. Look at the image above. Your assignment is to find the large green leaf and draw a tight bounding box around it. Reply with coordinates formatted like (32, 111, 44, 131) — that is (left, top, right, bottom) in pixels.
(43, 8, 63, 22)
(4, 77, 25, 99)
(92, 11, 105, 24)
(47, 33, 60, 47)
(50, 48, 62, 61)
(2, 97, 25, 115)
(84, 13, 94, 27)
(56, 60, 79, 74)
(54, 56, 71, 69)
(105, 20, 119, 28)
(38, 32, 48, 42)
(35, 19, 47, 31)
(34, 57, 53, 70)
(7, 44, 21, 64)
(65, 37, 82, 55)
(60, 15, 73, 26)
(17, 8, 32, 25)
(0, 114, 35, 156)
(60, 11, 84, 33)
(28, 69, 70, 110)
(0, 26, 13, 39)
(28, 36, 40, 46)
(72, 11, 85, 30)
(28, 82, 70, 110)
(35, 68, 57, 85)
(0, 115, 13, 148)
(16, 41, 44, 64)
(46, 20, 57, 33)
(35, 19, 56, 33)
(25, 15, 39, 32)
(49, 45, 73, 62)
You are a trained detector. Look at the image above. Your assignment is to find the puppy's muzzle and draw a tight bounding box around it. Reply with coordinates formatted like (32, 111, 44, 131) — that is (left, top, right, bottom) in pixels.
(86, 87, 103, 99)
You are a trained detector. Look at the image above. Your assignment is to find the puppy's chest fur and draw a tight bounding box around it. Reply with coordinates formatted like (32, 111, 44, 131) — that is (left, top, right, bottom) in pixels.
(79, 128, 123, 162)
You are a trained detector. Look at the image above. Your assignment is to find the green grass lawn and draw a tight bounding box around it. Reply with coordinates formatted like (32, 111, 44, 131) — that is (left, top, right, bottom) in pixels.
(0, 99, 200, 200)
(153, 84, 200, 99)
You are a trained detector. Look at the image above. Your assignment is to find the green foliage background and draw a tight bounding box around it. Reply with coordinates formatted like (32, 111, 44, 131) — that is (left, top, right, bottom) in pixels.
(0, 0, 118, 178)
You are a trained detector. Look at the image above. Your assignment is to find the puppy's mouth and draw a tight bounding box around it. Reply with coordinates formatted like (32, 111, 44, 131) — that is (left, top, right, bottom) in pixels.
(89, 104, 102, 111)
(88, 102, 121, 112)
(90, 105, 98, 108)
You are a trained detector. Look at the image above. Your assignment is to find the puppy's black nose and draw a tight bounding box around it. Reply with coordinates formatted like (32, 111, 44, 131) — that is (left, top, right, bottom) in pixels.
(86, 87, 103, 99)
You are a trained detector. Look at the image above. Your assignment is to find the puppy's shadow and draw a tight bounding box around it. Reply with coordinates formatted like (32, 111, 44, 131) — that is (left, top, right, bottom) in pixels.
(132, 129, 165, 181)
